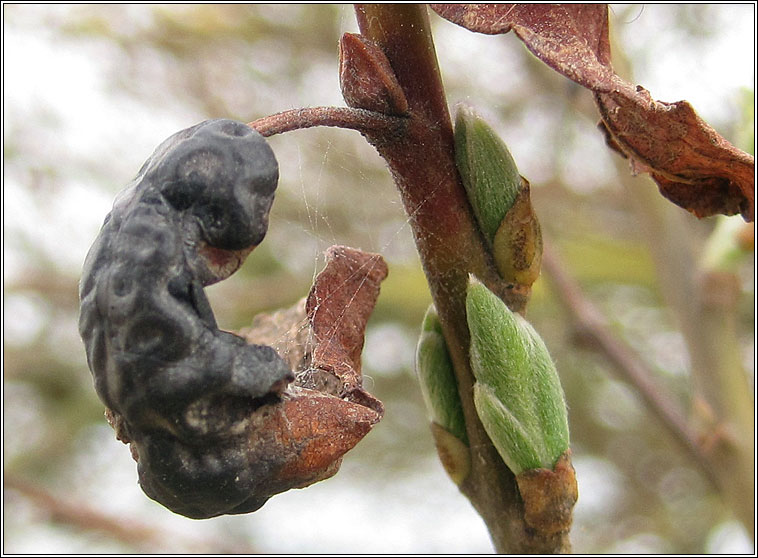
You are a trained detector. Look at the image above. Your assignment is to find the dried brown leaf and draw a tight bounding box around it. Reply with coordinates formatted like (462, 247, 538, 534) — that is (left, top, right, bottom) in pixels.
(241, 244, 388, 467)
(243, 245, 387, 496)
(249, 388, 381, 491)
(306, 245, 388, 414)
(431, 3, 754, 220)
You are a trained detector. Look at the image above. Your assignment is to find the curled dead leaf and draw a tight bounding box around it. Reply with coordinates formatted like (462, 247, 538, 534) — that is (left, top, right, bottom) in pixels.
(242, 388, 381, 491)
(596, 87, 753, 219)
(305, 245, 388, 413)
(230, 245, 388, 506)
(431, 3, 754, 221)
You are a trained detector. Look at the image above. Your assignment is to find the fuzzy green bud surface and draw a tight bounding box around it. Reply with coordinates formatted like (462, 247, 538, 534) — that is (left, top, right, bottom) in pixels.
(466, 278, 569, 474)
(415, 305, 468, 444)
(416, 305, 471, 484)
(454, 106, 543, 287)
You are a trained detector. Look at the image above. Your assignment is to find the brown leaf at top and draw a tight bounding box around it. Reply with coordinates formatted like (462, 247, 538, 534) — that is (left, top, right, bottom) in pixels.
(431, 4, 613, 87)
(431, 4, 754, 221)
(595, 86, 753, 219)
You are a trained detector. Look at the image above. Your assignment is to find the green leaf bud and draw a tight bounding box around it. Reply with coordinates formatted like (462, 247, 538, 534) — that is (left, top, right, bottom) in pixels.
(454, 105, 521, 241)
(415, 305, 468, 445)
(454, 105, 542, 287)
(466, 278, 569, 474)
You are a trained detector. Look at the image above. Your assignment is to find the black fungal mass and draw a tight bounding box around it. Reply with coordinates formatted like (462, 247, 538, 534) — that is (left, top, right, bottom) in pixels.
(78, 119, 294, 518)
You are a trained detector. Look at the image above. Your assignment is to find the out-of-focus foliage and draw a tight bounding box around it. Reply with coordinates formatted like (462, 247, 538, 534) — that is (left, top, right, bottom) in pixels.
(3, 4, 754, 553)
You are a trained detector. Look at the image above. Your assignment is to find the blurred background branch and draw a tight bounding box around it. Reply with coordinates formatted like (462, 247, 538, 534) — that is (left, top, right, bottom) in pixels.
(4, 475, 258, 553)
(541, 245, 718, 489)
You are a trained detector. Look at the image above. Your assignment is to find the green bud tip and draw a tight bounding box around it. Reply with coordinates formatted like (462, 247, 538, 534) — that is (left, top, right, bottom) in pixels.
(454, 105, 542, 287)
(455, 105, 522, 242)
(466, 277, 569, 475)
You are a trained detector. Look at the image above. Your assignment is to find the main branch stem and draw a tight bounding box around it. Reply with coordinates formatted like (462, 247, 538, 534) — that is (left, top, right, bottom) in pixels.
(353, 5, 570, 553)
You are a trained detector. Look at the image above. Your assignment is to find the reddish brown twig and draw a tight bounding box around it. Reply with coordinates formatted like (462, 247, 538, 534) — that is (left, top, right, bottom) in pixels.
(349, 5, 567, 554)
(248, 106, 407, 138)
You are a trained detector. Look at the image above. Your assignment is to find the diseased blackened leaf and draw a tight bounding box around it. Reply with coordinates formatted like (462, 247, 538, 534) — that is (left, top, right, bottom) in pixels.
(136, 245, 386, 519)
(431, 4, 754, 221)
(84, 124, 387, 519)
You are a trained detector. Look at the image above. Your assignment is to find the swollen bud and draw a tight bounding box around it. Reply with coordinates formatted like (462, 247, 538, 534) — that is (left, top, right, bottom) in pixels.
(416, 305, 468, 444)
(454, 106, 543, 287)
(339, 33, 408, 115)
(466, 277, 569, 475)
(415, 305, 470, 484)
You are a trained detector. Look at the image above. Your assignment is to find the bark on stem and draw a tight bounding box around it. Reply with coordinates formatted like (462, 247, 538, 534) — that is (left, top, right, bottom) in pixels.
(352, 5, 571, 553)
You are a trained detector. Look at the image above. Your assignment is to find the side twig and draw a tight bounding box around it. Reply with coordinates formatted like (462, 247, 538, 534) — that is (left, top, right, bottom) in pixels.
(248, 106, 407, 138)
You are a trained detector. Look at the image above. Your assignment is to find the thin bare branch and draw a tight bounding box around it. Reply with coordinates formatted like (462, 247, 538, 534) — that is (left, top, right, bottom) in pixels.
(540, 245, 719, 490)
